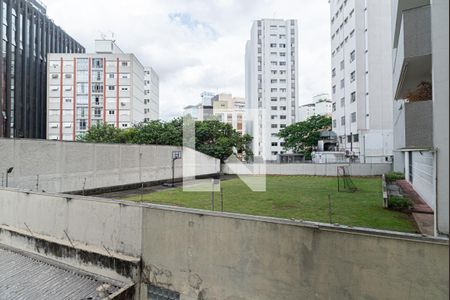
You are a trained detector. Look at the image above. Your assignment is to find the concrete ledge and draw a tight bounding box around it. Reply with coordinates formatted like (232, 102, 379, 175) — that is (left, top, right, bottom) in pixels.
(0, 225, 140, 283)
(65, 173, 219, 196)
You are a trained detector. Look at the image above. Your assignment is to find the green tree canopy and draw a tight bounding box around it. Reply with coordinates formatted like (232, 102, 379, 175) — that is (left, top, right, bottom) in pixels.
(79, 118, 253, 163)
(277, 115, 332, 160)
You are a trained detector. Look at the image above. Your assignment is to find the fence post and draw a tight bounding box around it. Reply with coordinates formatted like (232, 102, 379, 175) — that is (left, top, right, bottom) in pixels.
(328, 194, 333, 224)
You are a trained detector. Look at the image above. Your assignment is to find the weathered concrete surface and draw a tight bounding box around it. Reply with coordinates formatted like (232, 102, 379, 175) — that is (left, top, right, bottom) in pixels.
(140, 206, 448, 300)
(0, 139, 220, 193)
(223, 162, 392, 176)
(0, 188, 448, 300)
(0, 189, 142, 257)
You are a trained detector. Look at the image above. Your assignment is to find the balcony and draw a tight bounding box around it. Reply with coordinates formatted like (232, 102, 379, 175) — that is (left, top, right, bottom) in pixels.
(393, 5, 432, 100)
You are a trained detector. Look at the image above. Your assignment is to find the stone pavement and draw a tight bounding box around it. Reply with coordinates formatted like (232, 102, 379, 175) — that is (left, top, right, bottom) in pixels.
(397, 180, 434, 236)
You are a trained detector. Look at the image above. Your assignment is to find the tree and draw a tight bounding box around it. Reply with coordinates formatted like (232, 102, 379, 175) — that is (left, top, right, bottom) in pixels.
(78, 124, 129, 144)
(79, 118, 253, 163)
(277, 115, 332, 160)
(195, 120, 253, 163)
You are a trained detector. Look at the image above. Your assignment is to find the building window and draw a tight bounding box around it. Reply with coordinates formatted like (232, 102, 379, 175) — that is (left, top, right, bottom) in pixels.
(351, 112, 357, 123)
(108, 86, 115, 91)
(340, 79, 345, 88)
(332, 103, 337, 112)
(271, 106, 278, 111)
(341, 98, 345, 107)
(340, 60, 344, 70)
(341, 116, 345, 126)
(109, 110, 115, 115)
(92, 58, 103, 68)
(333, 119, 337, 128)
(270, 43, 277, 48)
(354, 134, 359, 143)
(332, 85, 336, 94)
(332, 68, 336, 77)
(350, 71, 356, 82)
(272, 142, 278, 146)
(351, 92, 356, 103)
(79, 120, 87, 131)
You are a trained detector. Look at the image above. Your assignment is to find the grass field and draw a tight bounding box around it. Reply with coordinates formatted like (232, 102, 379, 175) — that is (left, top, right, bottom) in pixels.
(126, 176, 417, 233)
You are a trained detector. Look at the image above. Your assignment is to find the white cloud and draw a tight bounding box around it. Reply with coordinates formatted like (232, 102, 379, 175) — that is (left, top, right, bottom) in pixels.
(44, 0, 331, 120)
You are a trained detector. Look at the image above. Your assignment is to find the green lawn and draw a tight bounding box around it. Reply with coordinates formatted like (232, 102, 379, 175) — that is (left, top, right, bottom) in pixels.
(126, 176, 417, 233)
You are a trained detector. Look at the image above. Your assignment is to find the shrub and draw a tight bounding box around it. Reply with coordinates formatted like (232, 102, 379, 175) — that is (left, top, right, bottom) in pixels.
(385, 172, 405, 183)
(388, 196, 412, 210)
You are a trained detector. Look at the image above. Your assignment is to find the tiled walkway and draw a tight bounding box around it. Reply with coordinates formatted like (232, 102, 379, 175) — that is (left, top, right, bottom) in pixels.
(397, 180, 434, 236)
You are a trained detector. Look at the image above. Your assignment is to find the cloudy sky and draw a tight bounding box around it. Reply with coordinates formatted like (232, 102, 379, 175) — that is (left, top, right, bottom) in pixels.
(45, 0, 331, 120)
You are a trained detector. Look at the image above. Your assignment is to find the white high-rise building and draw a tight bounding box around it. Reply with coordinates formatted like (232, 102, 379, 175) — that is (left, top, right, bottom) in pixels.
(47, 40, 158, 141)
(144, 67, 159, 121)
(246, 19, 299, 161)
(329, 0, 394, 162)
(299, 93, 332, 122)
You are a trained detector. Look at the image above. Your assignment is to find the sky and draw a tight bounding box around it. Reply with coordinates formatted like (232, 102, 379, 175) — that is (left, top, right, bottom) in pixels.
(44, 0, 331, 120)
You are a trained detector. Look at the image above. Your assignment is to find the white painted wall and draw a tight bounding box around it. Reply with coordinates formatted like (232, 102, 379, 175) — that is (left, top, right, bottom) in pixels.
(0, 139, 220, 193)
(431, 0, 449, 235)
(330, 0, 394, 161)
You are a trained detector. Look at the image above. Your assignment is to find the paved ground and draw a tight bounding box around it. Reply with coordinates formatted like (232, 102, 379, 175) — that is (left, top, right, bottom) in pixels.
(396, 180, 434, 236)
(96, 175, 236, 200)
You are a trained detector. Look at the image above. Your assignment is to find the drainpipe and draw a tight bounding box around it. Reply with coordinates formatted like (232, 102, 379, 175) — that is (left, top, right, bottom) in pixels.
(433, 148, 439, 237)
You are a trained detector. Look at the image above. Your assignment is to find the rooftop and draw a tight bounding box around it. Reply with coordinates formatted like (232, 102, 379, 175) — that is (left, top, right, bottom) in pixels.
(0, 244, 127, 300)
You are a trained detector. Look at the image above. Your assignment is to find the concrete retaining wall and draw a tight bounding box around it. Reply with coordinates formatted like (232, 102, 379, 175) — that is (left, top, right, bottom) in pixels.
(0, 188, 447, 300)
(223, 162, 393, 176)
(0, 189, 142, 257)
(0, 139, 220, 193)
(140, 206, 448, 300)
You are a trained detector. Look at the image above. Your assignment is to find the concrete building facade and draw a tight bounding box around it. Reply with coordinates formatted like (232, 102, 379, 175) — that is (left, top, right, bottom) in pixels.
(329, 0, 394, 163)
(299, 93, 332, 122)
(0, 0, 84, 139)
(392, 0, 449, 236)
(46, 40, 150, 141)
(212, 93, 245, 135)
(144, 67, 159, 121)
(246, 19, 299, 161)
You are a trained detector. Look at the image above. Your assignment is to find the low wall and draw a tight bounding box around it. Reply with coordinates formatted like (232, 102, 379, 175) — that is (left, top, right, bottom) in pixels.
(0, 139, 220, 193)
(223, 162, 392, 176)
(0, 188, 142, 258)
(140, 206, 448, 300)
(0, 188, 447, 300)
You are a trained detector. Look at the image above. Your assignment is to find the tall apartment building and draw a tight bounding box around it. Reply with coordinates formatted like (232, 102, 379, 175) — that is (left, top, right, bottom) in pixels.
(246, 19, 299, 161)
(212, 93, 245, 135)
(392, 0, 449, 235)
(0, 0, 84, 139)
(144, 67, 159, 121)
(46, 39, 153, 141)
(329, 0, 394, 163)
(299, 93, 332, 122)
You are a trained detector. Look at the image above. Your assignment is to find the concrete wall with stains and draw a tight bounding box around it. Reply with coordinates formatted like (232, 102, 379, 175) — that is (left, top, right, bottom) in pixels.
(223, 162, 392, 176)
(0, 189, 142, 257)
(140, 207, 449, 300)
(0, 139, 220, 193)
(0, 188, 448, 299)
